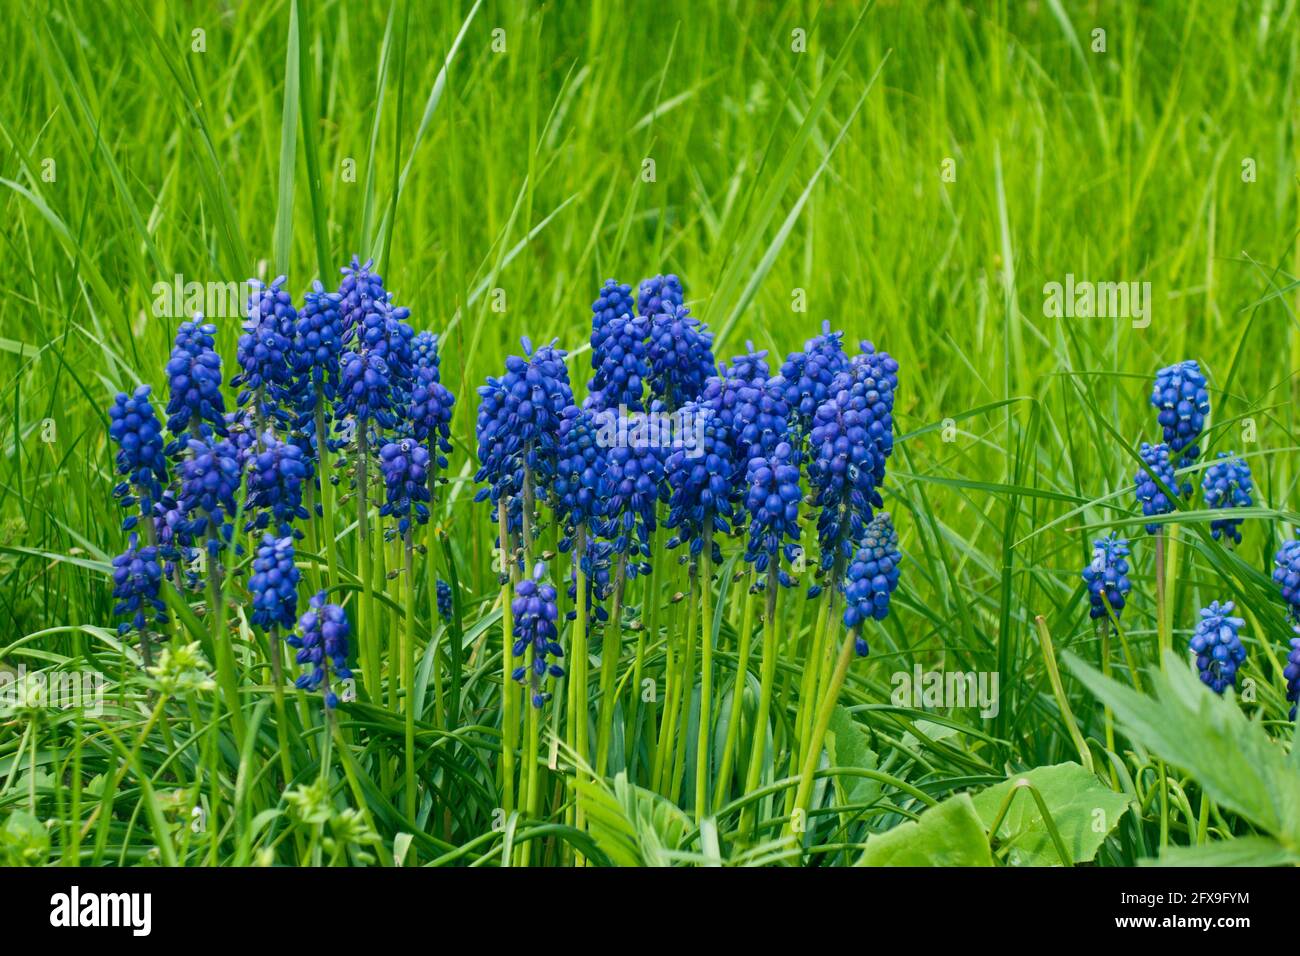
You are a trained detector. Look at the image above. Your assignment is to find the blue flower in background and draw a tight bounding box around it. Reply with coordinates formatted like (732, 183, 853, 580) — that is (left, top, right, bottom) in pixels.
(408, 365, 455, 471)
(1081, 533, 1131, 620)
(111, 533, 167, 637)
(637, 273, 684, 318)
(379, 438, 432, 535)
(436, 578, 453, 623)
(1201, 452, 1252, 545)
(108, 385, 169, 528)
(808, 384, 885, 570)
(1273, 534, 1300, 623)
(1134, 441, 1178, 534)
(510, 563, 564, 709)
(1151, 359, 1209, 476)
(836, 340, 899, 490)
(290, 591, 353, 708)
(743, 440, 802, 583)
(248, 533, 300, 633)
(646, 304, 714, 410)
(1189, 600, 1247, 694)
(164, 317, 227, 451)
(842, 511, 902, 655)
(412, 330, 442, 379)
(1285, 636, 1299, 721)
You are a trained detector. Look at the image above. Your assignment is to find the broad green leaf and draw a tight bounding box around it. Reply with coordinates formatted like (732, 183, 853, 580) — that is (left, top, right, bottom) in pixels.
(0, 810, 49, 866)
(1065, 650, 1300, 845)
(827, 705, 881, 810)
(856, 793, 992, 867)
(971, 762, 1127, 866)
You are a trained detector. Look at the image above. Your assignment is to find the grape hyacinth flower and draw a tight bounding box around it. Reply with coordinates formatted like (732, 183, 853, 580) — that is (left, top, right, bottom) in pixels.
(808, 385, 885, 571)
(233, 276, 296, 413)
(408, 366, 455, 471)
(244, 432, 310, 536)
(1151, 359, 1209, 477)
(590, 314, 652, 412)
(836, 340, 899, 490)
(1273, 534, 1300, 623)
(511, 563, 564, 708)
(111, 533, 168, 638)
(436, 579, 453, 623)
(842, 511, 903, 656)
(108, 385, 169, 529)
(637, 273, 684, 318)
(289, 281, 345, 407)
(590, 279, 635, 376)
(598, 437, 665, 569)
(646, 304, 714, 410)
(473, 337, 574, 527)
(777, 321, 850, 432)
(720, 341, 771, 384)
(290, 591, 353, 708)
(378, 438, 431, 535)
(1189, 600, 1247, 694)
(248, 534, 300, 633)
(348, 300, 416, 406)
(177, 436, 243, 554)
(743, 440, 803, 584)
(664, 402, 736, 562)
(1134, 441, 1178, 534)
(1201, 452, 1253, 545)
(411, 330, 442, 378)
(163, 317, 227, 452)
(553, 403, 608, 545)
(1081, 533, 1131, 620)
(338, 255, 390, 337)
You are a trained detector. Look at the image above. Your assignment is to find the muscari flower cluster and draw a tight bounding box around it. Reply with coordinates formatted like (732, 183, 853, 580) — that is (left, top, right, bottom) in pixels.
(511, 564, 564, 708)
(177, 437, 242, 552)
(1151, 359, 1208, 478)
(646, 305, 715, 411)
(108, 385, 169, 529)
(1189, 600, 1247, 694)
(1134, 441, 1178, 534)
(233, 276, 296, 414)
(379, 438, 432, 536)
(248, 534, 300, 633)
(1201, 453, 1253, 545)
(590, 280, 636, 378)
(437, 579, 453, 623)
(290, 591, 353, 708)
(111, 534, 167, 638)
(664, 403, 736, 562)
(842, 512, 902, 656)
(1081, 533, 1131, 621)
(244, 433, 310, 536)
(163, 318, 227, 451)
(779, 321, 849, 431)
(743, 440, 802, 583)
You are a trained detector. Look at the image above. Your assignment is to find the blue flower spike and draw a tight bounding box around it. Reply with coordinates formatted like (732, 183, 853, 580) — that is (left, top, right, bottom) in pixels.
(1189, 600, 1247, 694)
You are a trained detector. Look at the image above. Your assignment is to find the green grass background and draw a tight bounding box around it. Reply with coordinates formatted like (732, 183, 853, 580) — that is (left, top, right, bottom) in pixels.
(2, 0, 1300, 865)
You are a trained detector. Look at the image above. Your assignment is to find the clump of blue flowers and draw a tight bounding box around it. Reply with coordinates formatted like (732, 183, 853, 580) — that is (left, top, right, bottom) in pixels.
(511, 563, 564, 708)
(290, 591, 353, 708)
(646, 305, 714, 410)
(842, 511, 902, 656)
(664, 402, 736, 562)
(1189, 600, 1247, 694)
(1134, 441, 1178, 534)
(778, 321, 849, 431)
(1081, 533, 1131, 621)
(244, 432, 310, 536)
(379, 438, 432, 536)
(743, 440, 802, 584)
(1273, 534, 1300, 622)
(637, 273, 684, 318)
(1201, 452, 1253, 545)
(177, 437, 243, 553)
(163, 318, 227, 452)
(590, 279, 635, 376)
(233, 276, 296, 413)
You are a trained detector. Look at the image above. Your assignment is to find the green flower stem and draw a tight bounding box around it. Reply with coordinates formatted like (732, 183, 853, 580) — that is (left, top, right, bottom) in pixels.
(787, 627, 857, 846)
(694, 527, 715, 821)
(669, 563, 698, 805)
(714, 572, 756, 808)
(355, 428, 380, 704)
(207, 558, 245, 747)
(403, 530, 417, 818)
(741, 566, 780, 837)
(269, 626, 295, 786)
(314, 397, 339, 590)
(651, 561, 685, 794)
(567, 526, 589, 860)
(498, 498, 518, 815)
(595, 550, 629, 777)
